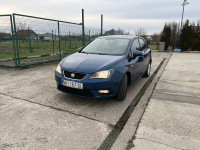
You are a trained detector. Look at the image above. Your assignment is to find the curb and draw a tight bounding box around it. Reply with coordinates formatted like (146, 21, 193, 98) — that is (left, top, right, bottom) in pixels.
(110, 54, 172, 150)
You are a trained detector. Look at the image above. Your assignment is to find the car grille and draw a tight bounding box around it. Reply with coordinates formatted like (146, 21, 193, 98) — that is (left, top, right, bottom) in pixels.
(63, 70, 86, 80)
(58, 84, 93, 97)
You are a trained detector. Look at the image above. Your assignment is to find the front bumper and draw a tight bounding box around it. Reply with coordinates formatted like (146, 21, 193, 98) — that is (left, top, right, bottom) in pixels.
(55, 71, 123, 98)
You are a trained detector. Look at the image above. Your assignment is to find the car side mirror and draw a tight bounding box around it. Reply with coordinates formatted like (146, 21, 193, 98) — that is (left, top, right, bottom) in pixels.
(133, 51, 143, 57)
(78, 47, 83, 52)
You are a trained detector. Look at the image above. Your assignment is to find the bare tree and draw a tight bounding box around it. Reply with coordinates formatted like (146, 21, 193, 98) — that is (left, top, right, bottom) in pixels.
(16, 21, 31, 43)
(115, 28, 130, 35)
(125, 30, 130, 35)
(151, 33, 160, 44)
(117, 28, 125, 35)
(197, 20, 200, 32)
(134, 28, 146, 38)
(134, 28, 146, 36)
(169, 22, 179, 49)
(17, 21, 29, 30)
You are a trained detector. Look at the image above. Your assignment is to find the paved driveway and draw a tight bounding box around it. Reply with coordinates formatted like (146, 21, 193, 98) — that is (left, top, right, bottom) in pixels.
(0, 52, 170, 150)
(133, 53, 200, 150)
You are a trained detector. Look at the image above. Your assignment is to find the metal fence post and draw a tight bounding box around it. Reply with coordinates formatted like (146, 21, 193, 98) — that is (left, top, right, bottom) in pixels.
(89, 30, 91, 42)
(52, 30, 54, 54)
(18, 38, 21, 51)
(10, 15, 17, 68)
(28, 27, 32, 52)
(12, 14, 20, 67)
(65, 32, 67, 49)
(101, 14, 103, 36)
(82, 9, 85, 46)
(69, 31, 71, 50)
(58, 21, 61, 60)
(37, 35, 39, 49)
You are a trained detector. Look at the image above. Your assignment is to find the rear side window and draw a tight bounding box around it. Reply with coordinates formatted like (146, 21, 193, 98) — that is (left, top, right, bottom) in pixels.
(131, 39, 141, 52)
(138, 39, 147, 51)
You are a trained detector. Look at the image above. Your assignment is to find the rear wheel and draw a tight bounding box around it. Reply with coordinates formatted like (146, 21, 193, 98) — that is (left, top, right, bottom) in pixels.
(143, 62, 151, 77)
(117, 75, 128, 101)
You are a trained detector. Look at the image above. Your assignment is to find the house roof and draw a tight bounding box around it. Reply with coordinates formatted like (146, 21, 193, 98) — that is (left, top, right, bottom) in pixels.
(16, 30, 37, 37)
(0, 32, 11, 37)
(104, 29, 121, 35)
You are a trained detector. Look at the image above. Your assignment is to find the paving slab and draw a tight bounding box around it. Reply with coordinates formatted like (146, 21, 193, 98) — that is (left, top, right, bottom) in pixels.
(154, 53, 200, 101)
(165, 53, 200, 74)
(160, 70, 200, 82)
(132, 52, 200, 150)
(152, 91, 200, 105)
(132, 99, 200, 150)
(0, 94, 112, 150)
(131, 138, 179, 150)
(155, 80, 200, 97)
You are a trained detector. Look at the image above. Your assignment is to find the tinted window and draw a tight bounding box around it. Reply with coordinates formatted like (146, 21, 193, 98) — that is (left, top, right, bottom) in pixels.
(82, 38, 130, 55)
(138, 39, 147, 51)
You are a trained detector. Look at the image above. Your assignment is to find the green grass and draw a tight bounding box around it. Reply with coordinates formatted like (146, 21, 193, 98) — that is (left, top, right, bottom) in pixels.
(149, 44, 158, 50)
(149, 44, 174, 51)
(0, 40, 83, 60)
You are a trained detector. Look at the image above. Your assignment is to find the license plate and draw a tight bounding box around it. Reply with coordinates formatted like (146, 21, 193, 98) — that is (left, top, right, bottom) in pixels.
(62, 79, 83, 89)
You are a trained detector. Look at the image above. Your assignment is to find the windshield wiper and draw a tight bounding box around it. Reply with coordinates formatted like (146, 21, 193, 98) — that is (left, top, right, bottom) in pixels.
(81, 51, 109, 55)
(81, 51, 89, 54)
(90, 52, 108, 55)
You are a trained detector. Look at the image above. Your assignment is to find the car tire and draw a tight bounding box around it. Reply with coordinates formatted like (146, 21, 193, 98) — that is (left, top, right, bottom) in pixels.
(117, 75, 128, 101)
(143, 62, 151, 77)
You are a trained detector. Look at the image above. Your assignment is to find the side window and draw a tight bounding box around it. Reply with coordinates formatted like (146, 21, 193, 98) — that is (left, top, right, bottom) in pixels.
(131, 39, 141, 53)
(138, 39, 147, 51)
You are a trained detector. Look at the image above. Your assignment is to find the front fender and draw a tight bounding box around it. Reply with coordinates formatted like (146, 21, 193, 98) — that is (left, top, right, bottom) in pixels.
(112, 59, 130, 75)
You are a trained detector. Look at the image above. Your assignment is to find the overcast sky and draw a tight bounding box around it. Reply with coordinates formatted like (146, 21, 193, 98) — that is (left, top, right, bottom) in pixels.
(0, 0, 199, 34)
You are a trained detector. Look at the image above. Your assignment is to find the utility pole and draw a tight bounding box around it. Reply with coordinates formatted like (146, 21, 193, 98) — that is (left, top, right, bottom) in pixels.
(178, 0, 189, 49)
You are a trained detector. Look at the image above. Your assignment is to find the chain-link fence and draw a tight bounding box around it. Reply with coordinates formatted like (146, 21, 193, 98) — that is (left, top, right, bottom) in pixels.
(59, 22, 82, 58)
(0, 13, 84, 68)
(85, 27, 101, 44)
(0, 15, 16, 68)
(0, 13, 105, 68)
(13, 13, 83, 67)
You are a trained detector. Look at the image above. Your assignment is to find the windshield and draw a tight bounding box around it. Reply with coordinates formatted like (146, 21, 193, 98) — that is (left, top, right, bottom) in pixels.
(81, 38, 130, 55)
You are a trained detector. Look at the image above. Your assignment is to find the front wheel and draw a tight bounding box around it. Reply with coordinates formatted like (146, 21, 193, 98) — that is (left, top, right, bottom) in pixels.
(143, 62, 151, 77)
(117, 75, 128, 101)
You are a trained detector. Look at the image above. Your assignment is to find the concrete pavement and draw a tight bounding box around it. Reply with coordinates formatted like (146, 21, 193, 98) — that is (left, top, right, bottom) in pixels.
(0, 52, 169, 149)
(132, 53, 200, 150)
(0, 94, 112, 150)
(0, 54, 161, 125)
(3, 52, 198, 150)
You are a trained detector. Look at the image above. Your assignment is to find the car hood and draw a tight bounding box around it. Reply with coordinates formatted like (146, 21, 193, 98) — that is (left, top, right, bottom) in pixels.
(61, 52, 124, 73)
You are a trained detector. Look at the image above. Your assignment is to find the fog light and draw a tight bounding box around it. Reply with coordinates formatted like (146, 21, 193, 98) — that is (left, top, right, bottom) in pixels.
(98, 90, 109, 94)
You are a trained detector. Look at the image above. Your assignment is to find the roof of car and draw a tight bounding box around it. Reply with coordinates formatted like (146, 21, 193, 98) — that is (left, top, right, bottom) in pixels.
(97, 35, 139, 40)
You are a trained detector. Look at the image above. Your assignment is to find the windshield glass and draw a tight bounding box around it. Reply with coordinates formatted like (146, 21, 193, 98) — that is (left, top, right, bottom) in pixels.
(81, 38, 130, 55)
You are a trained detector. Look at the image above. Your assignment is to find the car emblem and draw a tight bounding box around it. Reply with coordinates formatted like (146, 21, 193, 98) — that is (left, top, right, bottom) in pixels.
(71, 73, 75, 78)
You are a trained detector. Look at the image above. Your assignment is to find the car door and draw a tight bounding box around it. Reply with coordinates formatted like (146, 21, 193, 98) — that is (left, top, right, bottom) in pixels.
(138, 38, 149, 72)
(128, 38, 143, 81)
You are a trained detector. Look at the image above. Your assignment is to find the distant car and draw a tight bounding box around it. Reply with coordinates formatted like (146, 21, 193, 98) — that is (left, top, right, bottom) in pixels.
(55, 35, 152, 100)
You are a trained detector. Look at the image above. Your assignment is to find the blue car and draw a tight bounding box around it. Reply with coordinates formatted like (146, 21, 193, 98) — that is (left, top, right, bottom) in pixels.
(55, 35, 152, 100)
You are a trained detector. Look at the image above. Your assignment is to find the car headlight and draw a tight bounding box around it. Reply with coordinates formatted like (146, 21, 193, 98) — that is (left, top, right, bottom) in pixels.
(89, 69, 114, 79)
(56, 63, 62, 74)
